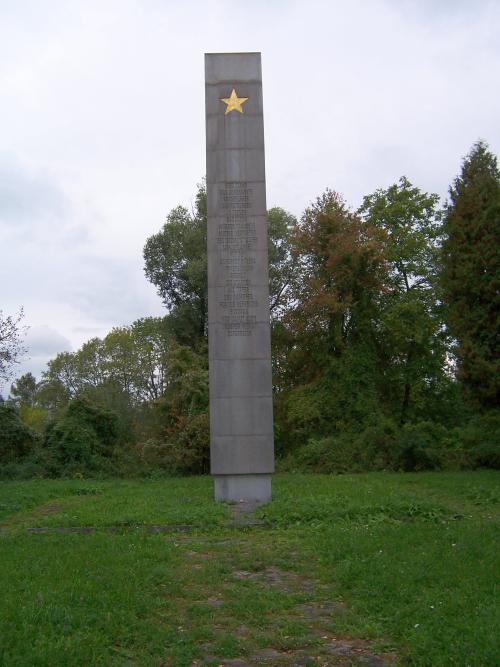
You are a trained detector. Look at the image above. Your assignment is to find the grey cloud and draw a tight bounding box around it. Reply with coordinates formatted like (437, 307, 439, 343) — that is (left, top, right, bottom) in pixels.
(25, 324, 72, 357)
(64, 254, 165, 326)
(0, 153, 68, 227)
(3, 325, 72, 397)
(390, 0, 496, 21)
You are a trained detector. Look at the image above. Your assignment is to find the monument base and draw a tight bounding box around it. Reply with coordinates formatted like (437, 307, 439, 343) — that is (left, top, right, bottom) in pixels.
(214, 474, 272, 502)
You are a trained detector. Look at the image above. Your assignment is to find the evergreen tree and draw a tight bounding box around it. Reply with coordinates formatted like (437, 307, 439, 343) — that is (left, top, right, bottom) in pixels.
(441, 141, 500, 408)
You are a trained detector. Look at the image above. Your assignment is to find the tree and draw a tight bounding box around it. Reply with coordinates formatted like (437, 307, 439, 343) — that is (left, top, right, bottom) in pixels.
(9, 372, 37, 407)
(153, 341, 210, 474)
(359, 177, 447, 424)
(441, 141, 500, 408)
(9, 372, 47, 432)
(127, 317, 171, 401)
(288, 189, 387, 372)
(0, 403, 38, 463)
(42, 352, 79, 401)
(279, 189, 388, 440)
(143, 183, 208, 342)
(42, 317, 172, 406)
(267, 207, 298, 317)
(0, 308, 28, 388)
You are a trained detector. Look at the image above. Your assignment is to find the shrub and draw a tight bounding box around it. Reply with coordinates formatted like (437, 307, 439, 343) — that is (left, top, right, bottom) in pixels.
(64, 396, 120, 454)
(44, 396, 120, 474)
(353, 417, 400, 470)
(395, 421, 451, 471)
(0, 404, 38, 463)
(281, 434, 364, 474)
(137, 412, 210, 475)
(454, 411, 500, 469)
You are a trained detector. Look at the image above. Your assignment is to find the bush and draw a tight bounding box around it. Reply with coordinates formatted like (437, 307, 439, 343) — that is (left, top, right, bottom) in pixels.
(44, 396, 120, 474)
(64, 396, 120, 454)
(0, 404, 38, 463)
(279, 416, 487, 473)
(137, 412, 210, 475)
(353, 417, 400, 470)
(395, 421, 452, 471)
(0, 456, 47, 480)
(454, 411, 500, 469)
(283, 417, 400, 474)
(281, 434, 363, 474)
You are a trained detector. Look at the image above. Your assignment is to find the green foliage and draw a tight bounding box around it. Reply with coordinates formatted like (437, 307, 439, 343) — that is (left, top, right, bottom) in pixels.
(396, 421, 452, 471)
(281, 416, 494, 475)
(276, 179, 455, 455)
(9, 372, 37, 406)
(137, 342, 210, 474)
(275, 190, 386, 442)
(143, 182, 208, 342)
(19, 404, 48, 433)
(453, 411, 500, 469)
(43, 317, 171, 406)
(8, 372, 50, 433)
(352, 416, 400, 469)
(283, 435, 362, 474)
(65, 396, 119, 449)
(441, 140, 500, 408)
(44, 396, 120, 474)
(267, 207, 298, 317)
(0, 403, 38, 463)
(359, 176, 445, 424)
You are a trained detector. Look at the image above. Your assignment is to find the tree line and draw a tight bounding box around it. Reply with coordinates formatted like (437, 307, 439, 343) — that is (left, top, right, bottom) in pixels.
(1, 141, 499, 477)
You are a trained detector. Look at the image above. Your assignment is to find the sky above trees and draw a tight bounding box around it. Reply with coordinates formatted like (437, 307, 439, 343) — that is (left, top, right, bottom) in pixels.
(1, 0, 499, 389)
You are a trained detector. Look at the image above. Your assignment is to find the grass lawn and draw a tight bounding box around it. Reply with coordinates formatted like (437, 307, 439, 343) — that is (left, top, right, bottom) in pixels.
(0, 472, 498, 666)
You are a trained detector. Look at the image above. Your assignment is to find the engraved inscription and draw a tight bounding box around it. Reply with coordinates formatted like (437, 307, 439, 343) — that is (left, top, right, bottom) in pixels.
(216, 181, 259, 336)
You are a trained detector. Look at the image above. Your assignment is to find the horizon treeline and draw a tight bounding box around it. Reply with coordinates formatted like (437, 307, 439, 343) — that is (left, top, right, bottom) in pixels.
(1, 140, 499, 478)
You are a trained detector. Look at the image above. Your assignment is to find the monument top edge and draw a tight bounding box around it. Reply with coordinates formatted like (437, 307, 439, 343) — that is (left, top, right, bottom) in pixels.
(205, 52, 261, 56)
(205, 53, 262, 83)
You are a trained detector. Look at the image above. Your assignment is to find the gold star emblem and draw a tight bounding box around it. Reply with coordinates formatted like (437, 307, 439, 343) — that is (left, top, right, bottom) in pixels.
(220, 88, 248, 115)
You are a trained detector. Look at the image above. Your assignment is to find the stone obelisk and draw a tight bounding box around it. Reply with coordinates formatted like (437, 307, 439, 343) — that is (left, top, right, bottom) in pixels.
(205, 52, 274, 502)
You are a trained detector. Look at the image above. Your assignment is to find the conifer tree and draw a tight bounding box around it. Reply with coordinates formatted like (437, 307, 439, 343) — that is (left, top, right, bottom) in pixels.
(441, 141, 500, 407)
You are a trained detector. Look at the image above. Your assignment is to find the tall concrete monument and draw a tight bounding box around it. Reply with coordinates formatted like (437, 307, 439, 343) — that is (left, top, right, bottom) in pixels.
(205, 52, 274, 502)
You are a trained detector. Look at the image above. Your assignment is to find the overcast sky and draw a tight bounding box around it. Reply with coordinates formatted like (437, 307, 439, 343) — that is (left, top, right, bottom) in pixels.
(1, 0, 499, 392)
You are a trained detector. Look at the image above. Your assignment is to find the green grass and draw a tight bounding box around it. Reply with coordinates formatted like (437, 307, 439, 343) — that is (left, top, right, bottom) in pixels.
(0, 472, 498, 666)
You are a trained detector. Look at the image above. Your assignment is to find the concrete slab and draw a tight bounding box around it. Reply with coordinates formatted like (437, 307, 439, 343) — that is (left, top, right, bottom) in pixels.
(205, 52, 262, 85)
(214, 474, 272, 502)
(209, 359, 273, 398)
(211, 435, 274, 474)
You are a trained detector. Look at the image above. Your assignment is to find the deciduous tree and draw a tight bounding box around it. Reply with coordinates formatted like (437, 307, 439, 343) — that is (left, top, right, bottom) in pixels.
(359, 177, 446, 423)
(143, 183, 208, 342)
(0, 308, 27, 388)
